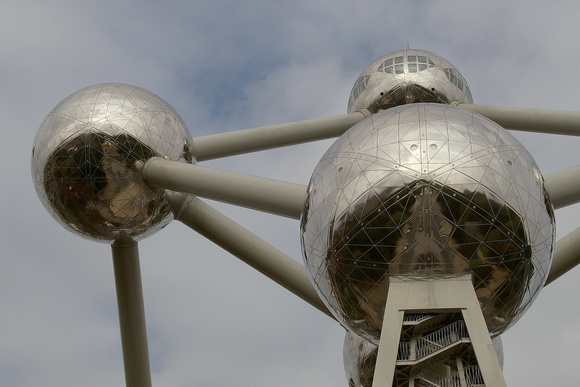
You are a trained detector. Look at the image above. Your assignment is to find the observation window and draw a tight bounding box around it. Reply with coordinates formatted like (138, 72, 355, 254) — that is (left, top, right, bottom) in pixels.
(348, 75, 370, 110)
(407, 54, 436, 73)
(443, 67, 469, 95)
(377, 53, 437, 75)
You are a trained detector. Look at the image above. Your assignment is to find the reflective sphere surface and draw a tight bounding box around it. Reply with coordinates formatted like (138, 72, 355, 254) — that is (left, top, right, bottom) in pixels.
(343, 330, 376, 387)
(32, 83, 194, 243)
(301, 104, 554, 343)
(342, 329, 504, 386)
(347, 49, 473, 113)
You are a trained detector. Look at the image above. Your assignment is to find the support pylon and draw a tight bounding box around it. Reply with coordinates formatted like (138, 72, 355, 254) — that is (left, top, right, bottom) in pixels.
(372, 275, 506, 386)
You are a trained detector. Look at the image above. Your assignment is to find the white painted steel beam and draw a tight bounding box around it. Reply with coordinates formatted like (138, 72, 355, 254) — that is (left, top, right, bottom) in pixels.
(167, 194, 334, 319)
(143, 158, 307, 219)
(454, 102, 580, 136)
(543, 165, 580, 209)
(372, 276, 506, 387)
(111, 240, 152, 387)
(545, 226, 580, 286)
(192, 109, 370, 161)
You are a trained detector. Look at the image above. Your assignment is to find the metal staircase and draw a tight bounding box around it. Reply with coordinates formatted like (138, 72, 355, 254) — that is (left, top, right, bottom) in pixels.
(370, 277, 505, 386)
(392, 313, 484, 387)
(398, 320, 469, 364)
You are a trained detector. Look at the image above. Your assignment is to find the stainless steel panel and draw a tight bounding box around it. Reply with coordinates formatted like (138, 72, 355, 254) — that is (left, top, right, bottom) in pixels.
(31, 83, 194, 243)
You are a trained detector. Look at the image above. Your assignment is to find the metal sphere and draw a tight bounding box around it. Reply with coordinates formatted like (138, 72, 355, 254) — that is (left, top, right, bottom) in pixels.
(31, 83, 194, 243)
(342, 329, 504, 386)
(347, 49, 473, 113)
(343, 330, 377, 387)
(301, 104, 554, 343)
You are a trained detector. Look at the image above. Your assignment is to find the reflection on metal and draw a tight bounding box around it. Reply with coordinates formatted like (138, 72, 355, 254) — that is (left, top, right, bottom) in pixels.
(348, 49, 473, 113)
(301, 104, 555, 343)
(343, 330, 377, 387)
(31, 83, 194, 243)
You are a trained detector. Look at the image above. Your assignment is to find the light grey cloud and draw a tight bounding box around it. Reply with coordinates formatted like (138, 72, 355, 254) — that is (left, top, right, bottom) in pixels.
(2, 1, 580, 386)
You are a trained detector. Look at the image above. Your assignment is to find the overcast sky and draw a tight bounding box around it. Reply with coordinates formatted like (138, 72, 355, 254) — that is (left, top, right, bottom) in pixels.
(2, 1, 580, 386)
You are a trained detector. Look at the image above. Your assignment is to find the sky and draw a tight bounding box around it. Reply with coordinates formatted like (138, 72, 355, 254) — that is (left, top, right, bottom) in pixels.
(2, 1, 580, 386)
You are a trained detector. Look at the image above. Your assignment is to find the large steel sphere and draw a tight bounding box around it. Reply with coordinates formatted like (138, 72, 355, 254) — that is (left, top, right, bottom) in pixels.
(342, 329, 504, 386)
(31, 83, 194, 243)
(301, 104, 554, 343)
(347, 49, 473, 113)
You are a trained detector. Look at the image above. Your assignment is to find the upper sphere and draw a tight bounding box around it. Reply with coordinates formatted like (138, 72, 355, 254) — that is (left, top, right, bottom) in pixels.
(301, 104, 554, 343)
(31, 83, 194, 243)
(347, 49, 473, 113)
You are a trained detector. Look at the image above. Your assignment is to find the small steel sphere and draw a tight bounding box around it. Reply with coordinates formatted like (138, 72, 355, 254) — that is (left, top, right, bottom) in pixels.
(31, 83, 194, 243)
(343, 330, 377, 387)
(347, 49, 473, 113)
(301, 104, 554, 343)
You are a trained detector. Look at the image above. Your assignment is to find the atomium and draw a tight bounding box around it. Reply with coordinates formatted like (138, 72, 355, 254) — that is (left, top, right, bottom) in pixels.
(29, 46, 575, 386)
(31, 83, 194, 243)
(347, 49, 473, 113)
(301, 103, 555, 343)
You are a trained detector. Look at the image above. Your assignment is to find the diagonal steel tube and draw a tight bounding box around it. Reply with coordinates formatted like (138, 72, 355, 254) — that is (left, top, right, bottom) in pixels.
(143, 158, 307, 219)
(545, 226, 580, 286)
(167, 194, 334, 319)
(111, 239, 152, 387)
(543, 165, 580, 209)
(453, 102, 580, 136)
(193, 103, 580, 164)
(192, 110, 370, 161)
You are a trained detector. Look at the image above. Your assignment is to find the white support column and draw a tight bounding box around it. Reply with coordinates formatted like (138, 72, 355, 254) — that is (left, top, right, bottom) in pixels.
(546, 225, 580, 285)
(371, 286, 405, 386)
(544, 165, 580, 209)
(193, 110, 370, 161)
(371, 276, 506, 387)
(111, 239, 152, 387)
(143, 158, 307, 219)
(453, 102, 580, 136)
(458, 290, 505, 386)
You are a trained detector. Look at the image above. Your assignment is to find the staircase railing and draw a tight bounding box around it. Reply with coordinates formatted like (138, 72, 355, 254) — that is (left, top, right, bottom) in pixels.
(404, 313, 431, 322)
(398, 320, 469, 361)
(437, 365, 484, 387)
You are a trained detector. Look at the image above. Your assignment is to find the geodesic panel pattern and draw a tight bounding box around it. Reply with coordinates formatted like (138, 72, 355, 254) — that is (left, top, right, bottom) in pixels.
(343, 330, 377, 387)
(347, 49, 473, 113)
(301, 104, 554, 343)
(31, 83, 194, 243)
